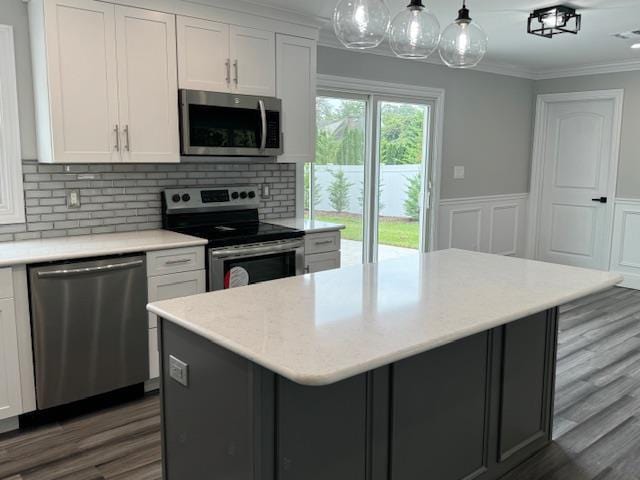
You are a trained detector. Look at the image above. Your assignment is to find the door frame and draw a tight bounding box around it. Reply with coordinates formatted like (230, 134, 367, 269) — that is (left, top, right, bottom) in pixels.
(311, 74, 445, 257)
(526, 89, 625, 264)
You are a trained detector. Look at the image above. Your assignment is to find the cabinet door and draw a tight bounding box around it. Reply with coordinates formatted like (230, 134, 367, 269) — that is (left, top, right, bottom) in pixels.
(44, 0, 120, 163)
(276, 35, 316, 164)
(230, 26, 275, 96)
(148, 270, 206, 329)
(177, 16, 230, 92)
(305, 251, 340, 274)
(0, 298, 22, 420)
(115, 6, 179, 163)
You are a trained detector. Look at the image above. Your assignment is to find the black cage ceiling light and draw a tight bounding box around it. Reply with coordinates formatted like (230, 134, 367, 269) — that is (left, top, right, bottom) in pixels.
(528, 5, 581, 38)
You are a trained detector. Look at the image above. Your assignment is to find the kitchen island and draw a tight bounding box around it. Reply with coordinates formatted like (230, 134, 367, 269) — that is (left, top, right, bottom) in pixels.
(148, 249, 621, 480)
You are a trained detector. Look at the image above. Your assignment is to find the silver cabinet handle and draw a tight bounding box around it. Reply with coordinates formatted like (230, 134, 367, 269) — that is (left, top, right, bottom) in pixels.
(164, 258, 191, 265)
(124, 125, 131, 151)
(38, 260, 144, 278)
(114, 125, 121, 151)
(233, 59, 238, 85)
(314, 240, 334, 246)
(304, 265, 310, 273)
(258, 100, 267, 151)
(225, 58, 231, 85)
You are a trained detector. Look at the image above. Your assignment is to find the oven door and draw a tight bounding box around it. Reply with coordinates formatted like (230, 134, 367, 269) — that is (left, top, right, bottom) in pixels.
(180, 90, 283, 157)
(208, 239, 305, 291)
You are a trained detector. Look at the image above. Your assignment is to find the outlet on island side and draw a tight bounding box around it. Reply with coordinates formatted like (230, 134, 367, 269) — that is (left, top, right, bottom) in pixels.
(453, 166, 465, 180)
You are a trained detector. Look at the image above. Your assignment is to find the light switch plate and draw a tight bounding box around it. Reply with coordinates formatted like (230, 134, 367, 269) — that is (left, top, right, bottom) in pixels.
(169, 355, 189, 387)
(66, 189, 81, 209)
(454, 166, 465, 180)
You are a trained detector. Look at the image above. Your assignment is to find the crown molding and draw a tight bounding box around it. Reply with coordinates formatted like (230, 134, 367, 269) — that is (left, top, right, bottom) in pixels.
(532, 59, 640, 80)
(317, 30, 539, 80)
(319, 29, 640, 81)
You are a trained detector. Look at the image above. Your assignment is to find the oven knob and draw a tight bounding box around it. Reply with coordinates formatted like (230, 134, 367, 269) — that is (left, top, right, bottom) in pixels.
(240, 192, 248, 199)
(182, 194, 191, 202)
(248, 191, 256, 199)
(231, 192, 239, 200)
(172, 194, 181, 203)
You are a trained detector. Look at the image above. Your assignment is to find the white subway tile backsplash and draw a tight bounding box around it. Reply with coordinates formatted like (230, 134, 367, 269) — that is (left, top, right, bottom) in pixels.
(0, 160, 297, 242)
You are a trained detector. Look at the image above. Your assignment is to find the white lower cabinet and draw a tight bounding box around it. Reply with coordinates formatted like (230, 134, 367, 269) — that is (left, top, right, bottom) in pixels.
(146, 248, 206, 381)
(303, 230, 342, 274)
(305, 251, 341, 274)
(0, 283, 22, 421)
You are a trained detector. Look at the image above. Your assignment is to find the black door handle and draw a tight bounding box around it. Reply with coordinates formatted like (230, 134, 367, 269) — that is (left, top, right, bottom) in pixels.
(592, 197, 608, 204)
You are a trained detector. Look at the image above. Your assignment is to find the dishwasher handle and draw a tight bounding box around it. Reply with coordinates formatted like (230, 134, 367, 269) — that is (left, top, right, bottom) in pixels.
(37, 259, 144, 278)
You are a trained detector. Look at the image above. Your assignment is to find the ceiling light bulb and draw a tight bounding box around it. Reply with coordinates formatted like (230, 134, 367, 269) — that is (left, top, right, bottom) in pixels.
(333, 0, 391, 50)
(632, 43, 640, 49)
(439, 1, 488, 68)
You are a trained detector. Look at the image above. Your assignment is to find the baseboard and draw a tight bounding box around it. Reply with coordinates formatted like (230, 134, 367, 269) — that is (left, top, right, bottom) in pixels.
(144, 378, 160, 393)
(0, 416, 19, 435)
(615, 272, 640, 291)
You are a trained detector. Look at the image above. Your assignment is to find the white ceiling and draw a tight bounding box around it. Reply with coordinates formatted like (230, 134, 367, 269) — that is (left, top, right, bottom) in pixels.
(237, 0, 640, 77)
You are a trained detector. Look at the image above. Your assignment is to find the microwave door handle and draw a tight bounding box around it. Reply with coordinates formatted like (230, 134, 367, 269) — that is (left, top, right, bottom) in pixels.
(210, 240, 304, 259)
(259, 100, 267, 151)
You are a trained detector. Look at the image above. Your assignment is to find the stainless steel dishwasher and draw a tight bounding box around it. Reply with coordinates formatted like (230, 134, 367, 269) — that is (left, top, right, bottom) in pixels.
(28, 254, 149, 409)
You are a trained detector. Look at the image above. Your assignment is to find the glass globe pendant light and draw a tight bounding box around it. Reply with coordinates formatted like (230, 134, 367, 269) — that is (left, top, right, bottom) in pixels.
(439, 1, 488, 68)
(389, 0, 440, 59)
(333, 0, 391, 49)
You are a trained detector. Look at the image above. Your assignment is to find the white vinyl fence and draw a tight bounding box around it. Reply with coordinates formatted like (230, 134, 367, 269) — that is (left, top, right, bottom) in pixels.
(313, 164, 422, 218)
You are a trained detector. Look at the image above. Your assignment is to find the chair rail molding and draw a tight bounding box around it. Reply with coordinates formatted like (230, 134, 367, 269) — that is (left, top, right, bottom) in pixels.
(610, 198, 640, 290)
(437, 193, 528, 257)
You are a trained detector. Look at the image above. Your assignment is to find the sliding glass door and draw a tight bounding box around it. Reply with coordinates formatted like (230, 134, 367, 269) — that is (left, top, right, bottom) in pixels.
(306, 91, 435, 267)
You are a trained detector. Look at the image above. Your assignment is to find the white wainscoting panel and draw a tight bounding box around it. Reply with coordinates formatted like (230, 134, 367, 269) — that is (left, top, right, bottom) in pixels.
(610, 199, 640, 290)
(437, 194, 528, 257)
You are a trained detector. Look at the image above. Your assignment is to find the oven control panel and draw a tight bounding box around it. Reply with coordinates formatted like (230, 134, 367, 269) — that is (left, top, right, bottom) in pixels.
(164, 186, 259, 211)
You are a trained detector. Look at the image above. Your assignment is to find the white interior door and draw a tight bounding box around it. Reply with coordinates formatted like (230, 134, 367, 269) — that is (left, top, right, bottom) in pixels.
(46, 0, 120, 163)
(115, 6, 179, 163)
(177, 16, 231, 92)
(230, 26, 275, 96)
(536, 94, 622, 269)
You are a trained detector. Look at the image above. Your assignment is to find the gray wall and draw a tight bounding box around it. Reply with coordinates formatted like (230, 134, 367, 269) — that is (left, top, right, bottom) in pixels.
(535, 71, 640, 200)
(317, 46, 536, 200)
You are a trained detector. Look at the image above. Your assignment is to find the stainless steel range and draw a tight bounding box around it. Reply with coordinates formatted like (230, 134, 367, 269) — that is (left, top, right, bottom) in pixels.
(162, 186, 304, 291)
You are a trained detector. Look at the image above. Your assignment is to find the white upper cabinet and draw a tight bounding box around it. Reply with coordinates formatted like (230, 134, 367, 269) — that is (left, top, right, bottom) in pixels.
(34, 0, 121, 163)
(229, 26, 275, 96)
(177, 17, 275, 96)
(276, 34, 316, 164)
(115, 7, 179, 163)
(177, 17, 230, 93)
(29, 0, 179, 163)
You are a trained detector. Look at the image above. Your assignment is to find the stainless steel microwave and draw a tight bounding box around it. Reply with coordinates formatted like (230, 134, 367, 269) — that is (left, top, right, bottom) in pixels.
(179, 90, 283, 157)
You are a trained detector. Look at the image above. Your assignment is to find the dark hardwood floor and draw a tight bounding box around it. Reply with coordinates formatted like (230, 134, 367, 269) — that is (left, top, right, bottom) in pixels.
(1, 286, 640, 479)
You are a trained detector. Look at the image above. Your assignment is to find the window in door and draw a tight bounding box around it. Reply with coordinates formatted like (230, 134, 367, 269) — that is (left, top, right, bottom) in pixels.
(306, 91, 435, 267)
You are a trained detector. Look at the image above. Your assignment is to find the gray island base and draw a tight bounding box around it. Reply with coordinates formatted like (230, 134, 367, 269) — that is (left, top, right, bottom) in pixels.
(158, 308, 558, 480)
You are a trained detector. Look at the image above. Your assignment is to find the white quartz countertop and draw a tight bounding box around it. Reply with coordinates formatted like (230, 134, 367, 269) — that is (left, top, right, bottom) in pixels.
(148, 249, 622, 386)
(269, 217, 345, 233)
(0, 230, 208, 267)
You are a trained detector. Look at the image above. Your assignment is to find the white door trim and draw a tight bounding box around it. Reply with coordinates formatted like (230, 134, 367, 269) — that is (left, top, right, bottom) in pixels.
(526, 89, 625, 262)
(315, 74, 445, 253)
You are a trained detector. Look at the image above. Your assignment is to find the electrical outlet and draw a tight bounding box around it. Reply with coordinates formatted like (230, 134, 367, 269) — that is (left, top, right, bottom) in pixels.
(66, 189, 81, 209)
(454, 166, 465, 180)
(169, 355, 189, 387)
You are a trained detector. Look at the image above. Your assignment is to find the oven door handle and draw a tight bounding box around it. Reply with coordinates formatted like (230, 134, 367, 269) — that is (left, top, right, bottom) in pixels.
(258, 99, 267, 151)
(210, 240, 304, 260)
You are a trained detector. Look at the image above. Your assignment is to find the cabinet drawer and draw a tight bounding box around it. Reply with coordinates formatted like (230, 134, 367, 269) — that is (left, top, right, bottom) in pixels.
(148, 270, 206, 328)
(149, 327, 159, 380)
(0, 269, 13, 300)
(305, 231, 341, 255)
(305, 251, 341, 274)
(147, 247, 205, 277)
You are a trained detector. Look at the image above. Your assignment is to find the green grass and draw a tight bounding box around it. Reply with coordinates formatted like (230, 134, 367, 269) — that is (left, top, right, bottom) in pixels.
(314, 213, 420, 249)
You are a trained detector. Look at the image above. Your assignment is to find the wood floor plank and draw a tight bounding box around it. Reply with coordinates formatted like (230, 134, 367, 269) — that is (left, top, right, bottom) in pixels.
(1, 286, 639, 480)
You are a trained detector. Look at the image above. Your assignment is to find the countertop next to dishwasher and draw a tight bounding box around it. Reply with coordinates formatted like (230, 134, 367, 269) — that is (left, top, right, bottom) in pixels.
(0, 230, 208, 267)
